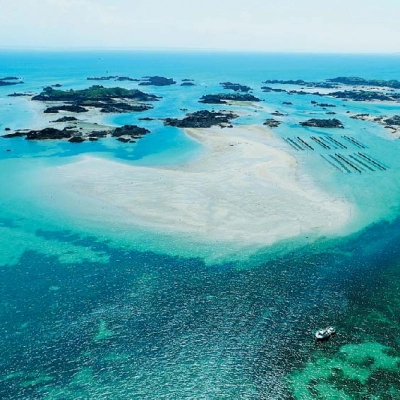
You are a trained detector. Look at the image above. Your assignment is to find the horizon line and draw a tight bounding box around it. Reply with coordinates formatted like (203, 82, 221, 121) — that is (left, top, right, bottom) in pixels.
(0, 46, 399, 56)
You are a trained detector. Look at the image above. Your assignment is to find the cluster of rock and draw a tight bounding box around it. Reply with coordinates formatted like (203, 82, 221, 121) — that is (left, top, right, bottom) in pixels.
(139, 76, 176, 86)
(384, 115, 400, 125)
(8, 92, 34, 97)
(4, 127, 79, 141)
(262, 86, 323, 97)
(51, 116, 78, 123)
(263, 77, 400, 90)
(44, 105, 88, 113)
(0, 77, 23, 86)
(349, 113, 400, 135)
(263, 79, 338, 89)
(2, 124, 150, 143)
(263, 119, 281, 128)
(220, 82, 251, 92)
(261, 76, 400, 104)
(87, 75, 194, 87)
(312, 102, 336, 108)
(32, 85, 159, 114)
(328, 90, 400, 102)
(199, 93, 261, 104)
(300, 118, 344, 128)
(87, 76, 139, 82)
(110, 125, 150, 143)
(261, 86, 286, 93)
(327, 77, 400, 89)
(164, 110, 238, 128)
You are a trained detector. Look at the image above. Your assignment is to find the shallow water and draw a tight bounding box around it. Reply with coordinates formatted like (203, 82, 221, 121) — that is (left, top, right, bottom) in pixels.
(1, 51, 400, 398)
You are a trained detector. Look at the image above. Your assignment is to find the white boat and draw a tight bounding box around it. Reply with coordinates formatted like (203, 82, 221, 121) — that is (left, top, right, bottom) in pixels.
(315, 326, 336, 341)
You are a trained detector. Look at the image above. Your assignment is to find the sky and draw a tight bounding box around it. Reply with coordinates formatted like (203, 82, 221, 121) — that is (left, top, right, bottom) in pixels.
(1, 0, 400, 53)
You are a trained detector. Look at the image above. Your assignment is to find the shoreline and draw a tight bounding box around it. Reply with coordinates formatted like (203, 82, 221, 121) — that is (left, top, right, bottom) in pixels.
(38, 124, 354, 259)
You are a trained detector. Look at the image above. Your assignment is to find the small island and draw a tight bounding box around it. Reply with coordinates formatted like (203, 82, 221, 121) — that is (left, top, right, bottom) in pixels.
(300, 118, 344, 128)
(263, 79, 338, 89)
(3, 124, 150, 143)
(87, 76, 139, 82)
(0, 77, 24, 86)
(327, 77, 400, 89)
(139, 76, 176, 86)
(350, 113, 400, 137)
(327, 90, 400, 103)
(263, 119, 281, 128)
(220, 82, 252, 92)
(199, 93, 261, 104)
(32, 85, 160, 114)
(164, 110, 238, 128)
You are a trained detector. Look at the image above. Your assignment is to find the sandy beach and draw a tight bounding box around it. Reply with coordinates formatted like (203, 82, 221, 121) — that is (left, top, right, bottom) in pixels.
(42, 124, 353, 254)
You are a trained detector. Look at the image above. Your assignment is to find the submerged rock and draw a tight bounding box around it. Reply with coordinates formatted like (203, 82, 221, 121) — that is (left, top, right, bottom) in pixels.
(263, 119, 282, 128)
(314, 103, 336, 108)
(271, 111, 287, 117)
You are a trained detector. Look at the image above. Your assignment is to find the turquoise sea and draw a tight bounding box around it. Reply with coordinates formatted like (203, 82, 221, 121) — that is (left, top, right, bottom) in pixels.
(1, 51, 400, 399)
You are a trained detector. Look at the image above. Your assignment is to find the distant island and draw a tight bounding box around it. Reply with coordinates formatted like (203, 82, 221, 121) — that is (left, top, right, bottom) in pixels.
(327, 76, 400, 89)
(300, 118, 344, 128)
(32, 85, 159, 114)
(0, 77, 23, 86)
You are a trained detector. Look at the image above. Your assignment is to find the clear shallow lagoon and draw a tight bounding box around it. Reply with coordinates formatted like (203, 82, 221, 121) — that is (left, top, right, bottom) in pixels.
(1, 51, 400, 399)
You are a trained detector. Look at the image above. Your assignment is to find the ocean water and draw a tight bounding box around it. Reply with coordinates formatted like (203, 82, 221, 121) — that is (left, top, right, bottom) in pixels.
(1, 51, 400, 399)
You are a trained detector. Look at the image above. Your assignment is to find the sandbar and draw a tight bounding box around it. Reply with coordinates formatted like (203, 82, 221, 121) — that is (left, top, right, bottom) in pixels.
(44, 125, 353, 254)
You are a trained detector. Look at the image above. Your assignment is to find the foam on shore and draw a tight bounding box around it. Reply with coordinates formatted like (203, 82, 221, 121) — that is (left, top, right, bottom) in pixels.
(40, 125, 353, 260)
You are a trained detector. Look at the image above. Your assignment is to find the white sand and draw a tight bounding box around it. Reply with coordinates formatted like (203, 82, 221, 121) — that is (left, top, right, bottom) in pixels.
(46, 125, 353, 253)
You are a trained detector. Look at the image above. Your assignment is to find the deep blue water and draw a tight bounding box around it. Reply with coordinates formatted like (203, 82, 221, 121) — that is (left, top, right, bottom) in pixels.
(1, 51, 400, 399)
